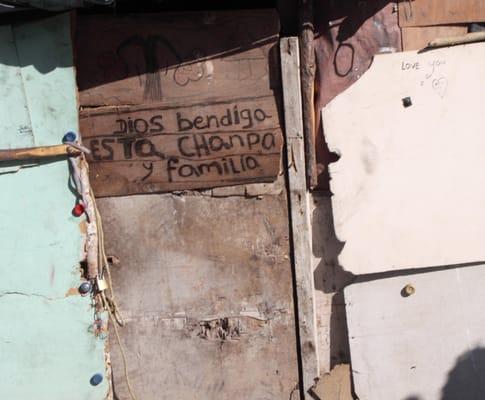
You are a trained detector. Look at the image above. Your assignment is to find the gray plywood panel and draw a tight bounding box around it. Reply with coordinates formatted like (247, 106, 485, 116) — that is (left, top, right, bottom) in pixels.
(345, 266, 485, 400)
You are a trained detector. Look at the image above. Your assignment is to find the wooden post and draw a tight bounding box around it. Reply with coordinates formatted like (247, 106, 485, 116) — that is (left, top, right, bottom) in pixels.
(299, 0, 317, 188)
(280, 37, 320, 398)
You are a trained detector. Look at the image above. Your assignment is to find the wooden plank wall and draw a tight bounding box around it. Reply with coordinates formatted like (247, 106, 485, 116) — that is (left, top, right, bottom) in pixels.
(76, 10, 300, 400)
(76, 11, 284, 196)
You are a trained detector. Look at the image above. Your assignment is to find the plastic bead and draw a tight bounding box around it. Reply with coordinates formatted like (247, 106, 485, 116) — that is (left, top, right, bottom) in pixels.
(62, 131, 77, 143)
(72, 203, 85, 217)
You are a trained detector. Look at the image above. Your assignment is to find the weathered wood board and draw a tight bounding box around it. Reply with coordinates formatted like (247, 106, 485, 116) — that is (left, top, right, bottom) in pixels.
(345, 265, 485, 400)
(75, 11, 283, 196)
(98, 192, 299, 400)
(76, 11, 281, 106)
(280, 37, 319, 397)
(80, 95, 283, 196)
(401, 26, 468, 51)
(398, 0, 485, 27)
(322, 43, 485, 274)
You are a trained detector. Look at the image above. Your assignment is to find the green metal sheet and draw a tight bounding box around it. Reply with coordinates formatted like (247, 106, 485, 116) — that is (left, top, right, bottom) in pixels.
(0, 13, 108, 400)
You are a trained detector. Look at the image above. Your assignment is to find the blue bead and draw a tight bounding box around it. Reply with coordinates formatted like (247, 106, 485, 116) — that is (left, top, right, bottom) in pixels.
(90, 373, 103, 386)
(62, 131, 77, 143)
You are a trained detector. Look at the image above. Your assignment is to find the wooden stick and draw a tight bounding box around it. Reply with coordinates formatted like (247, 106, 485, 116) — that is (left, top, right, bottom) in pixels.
(299, 0, 318, 189)
(0, 144, 80, 162)
(427, 31, 485, 49)
(280, 37, 320, 398)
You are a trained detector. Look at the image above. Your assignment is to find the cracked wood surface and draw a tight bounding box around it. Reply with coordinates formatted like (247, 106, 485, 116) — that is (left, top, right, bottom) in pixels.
(98, 193, 299, 400)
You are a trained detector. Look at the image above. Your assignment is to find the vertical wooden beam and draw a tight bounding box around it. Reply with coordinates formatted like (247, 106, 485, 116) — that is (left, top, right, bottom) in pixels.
(299, 0, 317, 188)
(280, 37, 320, 398)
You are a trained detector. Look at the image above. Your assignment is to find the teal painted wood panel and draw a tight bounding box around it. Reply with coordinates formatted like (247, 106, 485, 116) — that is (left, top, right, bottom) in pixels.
(0, 13, 108, 400)
(0, 25, 34, 148)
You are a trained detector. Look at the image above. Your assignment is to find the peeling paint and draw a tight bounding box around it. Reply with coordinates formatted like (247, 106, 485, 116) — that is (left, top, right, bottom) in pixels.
(0, 14, 108, 400)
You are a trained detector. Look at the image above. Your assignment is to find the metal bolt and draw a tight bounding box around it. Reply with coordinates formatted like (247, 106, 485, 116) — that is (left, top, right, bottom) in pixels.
(401, 284, 415, 297)
(62, 131, 77, 143)
(78, 281, 92, 296)
(90, 373, 103, 386)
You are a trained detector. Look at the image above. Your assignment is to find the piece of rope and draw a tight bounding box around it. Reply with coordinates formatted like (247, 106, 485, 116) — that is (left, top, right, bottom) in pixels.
(90, 186, 137, 400)
(69, 146, 137, 400)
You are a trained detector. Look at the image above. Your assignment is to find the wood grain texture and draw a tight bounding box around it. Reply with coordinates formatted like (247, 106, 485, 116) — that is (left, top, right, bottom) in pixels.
(401, 25, 468, 50)
(398, 0, 485, 27)
(80, 95, 283, 196)
(299, 0, 318, 188)
(98, 193, 299, 400)
(280, 37, 320, 396)
(75, 11, 283, 196)
(0, 144, 80, 161)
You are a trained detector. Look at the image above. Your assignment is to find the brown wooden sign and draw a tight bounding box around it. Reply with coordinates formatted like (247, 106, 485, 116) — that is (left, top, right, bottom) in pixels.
(80, 96, 282, 196)
(76, 11, 283, 196)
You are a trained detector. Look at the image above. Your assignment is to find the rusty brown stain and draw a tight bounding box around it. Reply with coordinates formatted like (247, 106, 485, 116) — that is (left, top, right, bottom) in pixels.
(79, 220, 87, 234)
(65, 287, 79, 297)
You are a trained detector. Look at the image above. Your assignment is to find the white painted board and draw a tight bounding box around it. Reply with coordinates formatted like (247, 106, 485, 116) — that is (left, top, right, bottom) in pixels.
(322, 43, 485, 274)
(345, 265, 485, 400)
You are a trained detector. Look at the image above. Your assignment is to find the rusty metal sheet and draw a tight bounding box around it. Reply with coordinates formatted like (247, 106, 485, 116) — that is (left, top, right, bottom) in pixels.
(313, 1, 401, 189)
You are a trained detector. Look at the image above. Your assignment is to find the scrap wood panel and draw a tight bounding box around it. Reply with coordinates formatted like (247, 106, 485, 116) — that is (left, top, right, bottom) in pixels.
(98, 194, 299, 400)
(76, 12, 300, 400)
(79, 95, 283, 196)
(321, 42, 485, 275)
(398, 0, 485, 27)
(75, 11, 283, 196)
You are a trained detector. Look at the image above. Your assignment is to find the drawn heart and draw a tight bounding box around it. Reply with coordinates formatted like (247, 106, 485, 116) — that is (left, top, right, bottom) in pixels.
(432, 77, 447, 98)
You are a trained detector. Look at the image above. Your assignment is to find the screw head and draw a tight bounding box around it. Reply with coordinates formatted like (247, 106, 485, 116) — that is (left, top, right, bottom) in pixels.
(401, 284, 416, 297)
(62, 131, 77, 143)
(402, 97, 413, 108)
(90, 373, 103, 386)
(78, 281, 92, 296)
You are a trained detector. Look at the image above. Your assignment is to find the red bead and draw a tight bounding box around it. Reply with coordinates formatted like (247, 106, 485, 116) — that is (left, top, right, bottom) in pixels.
(72, 203, 85, 217)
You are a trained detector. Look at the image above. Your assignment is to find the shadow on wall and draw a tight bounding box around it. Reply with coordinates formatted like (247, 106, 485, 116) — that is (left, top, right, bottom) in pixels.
(441, 347, 485, 400)
(403, 347, 485, 400)
(312, 0, 401, 189)
(312, 193, 354, 369)
(0, 10, 281, 99)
